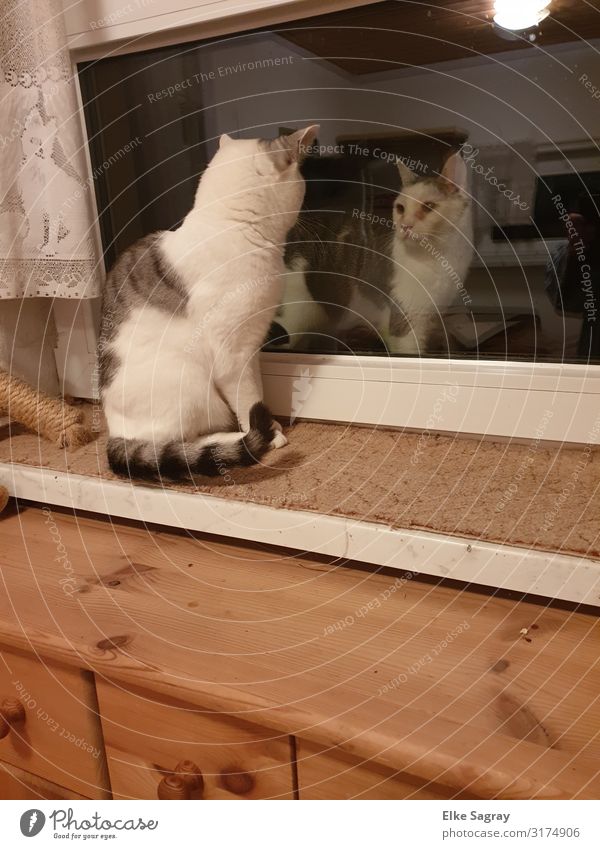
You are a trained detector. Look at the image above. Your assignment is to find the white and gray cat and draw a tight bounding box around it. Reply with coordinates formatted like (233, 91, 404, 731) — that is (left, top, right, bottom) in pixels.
(100, 125, 318, 480)
(275, 151, 472, 354)
(389, 152, 473, 354)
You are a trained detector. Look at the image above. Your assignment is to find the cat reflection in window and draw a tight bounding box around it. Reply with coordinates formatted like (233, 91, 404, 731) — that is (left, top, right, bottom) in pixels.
(388, 153, 473, 355)
(273, 152, 473, 356)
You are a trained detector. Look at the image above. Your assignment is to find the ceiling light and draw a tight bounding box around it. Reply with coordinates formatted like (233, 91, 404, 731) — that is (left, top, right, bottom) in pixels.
(493, 0, 551, 31)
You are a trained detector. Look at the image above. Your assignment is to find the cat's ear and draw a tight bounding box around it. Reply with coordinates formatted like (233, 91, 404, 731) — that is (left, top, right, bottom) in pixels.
(259, 125, 320, 174)
(219, 133, 233, 148)
(283, 125, 320, 162)
(439, 152, 468, 193)
(397, 160, 417, 187)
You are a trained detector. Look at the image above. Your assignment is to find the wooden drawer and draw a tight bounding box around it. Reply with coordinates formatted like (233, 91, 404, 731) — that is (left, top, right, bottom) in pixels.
(297, 742, 476, 800)
(97, 680, 295, 799)
(0, 646, 109, 798)
(0, 760, 88, 800)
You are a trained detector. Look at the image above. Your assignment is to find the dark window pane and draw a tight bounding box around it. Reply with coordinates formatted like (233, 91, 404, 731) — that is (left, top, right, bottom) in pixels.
(79, 1, 600, 363)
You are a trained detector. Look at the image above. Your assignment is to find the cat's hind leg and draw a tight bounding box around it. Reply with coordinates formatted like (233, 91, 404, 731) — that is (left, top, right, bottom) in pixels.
(217, 356, 287, 450)
(270, 419, 288, 449)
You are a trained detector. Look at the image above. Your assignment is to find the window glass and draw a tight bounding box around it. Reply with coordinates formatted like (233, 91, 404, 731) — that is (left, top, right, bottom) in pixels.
(79, 1, 600, 362)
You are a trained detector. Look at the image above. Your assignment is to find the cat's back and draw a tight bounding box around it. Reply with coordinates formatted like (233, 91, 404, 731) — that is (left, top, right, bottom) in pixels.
(99, 232, 193, 392)
(99, 233, 190, 372)
(103, 232, 189, 316)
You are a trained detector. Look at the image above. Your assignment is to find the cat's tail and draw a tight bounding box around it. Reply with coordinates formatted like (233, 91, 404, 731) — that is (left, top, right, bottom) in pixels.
(107, 402, 274, 481)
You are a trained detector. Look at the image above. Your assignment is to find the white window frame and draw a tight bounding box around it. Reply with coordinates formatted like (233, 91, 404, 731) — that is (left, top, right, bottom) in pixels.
(59, 0, 600, 445)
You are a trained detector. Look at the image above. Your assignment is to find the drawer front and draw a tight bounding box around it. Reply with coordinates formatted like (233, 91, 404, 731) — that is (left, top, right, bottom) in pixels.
(297, 742, 475, 800)
(0, 646, 109, 798)
(97, 680, 295, 799)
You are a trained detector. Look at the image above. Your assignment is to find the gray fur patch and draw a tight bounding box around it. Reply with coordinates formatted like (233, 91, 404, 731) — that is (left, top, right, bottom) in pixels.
(98, 347, 119, 392)
(389, 304, 412, 337)
(99, 233, 188, 392)
(283, 215, 393, 331)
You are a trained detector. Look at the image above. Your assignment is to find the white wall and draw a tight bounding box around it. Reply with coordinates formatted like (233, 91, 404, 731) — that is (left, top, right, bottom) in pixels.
(0, 300, 59, 395)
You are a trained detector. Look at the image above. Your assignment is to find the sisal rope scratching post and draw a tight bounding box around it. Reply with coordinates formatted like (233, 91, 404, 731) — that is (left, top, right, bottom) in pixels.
(0, 370, 92, 448)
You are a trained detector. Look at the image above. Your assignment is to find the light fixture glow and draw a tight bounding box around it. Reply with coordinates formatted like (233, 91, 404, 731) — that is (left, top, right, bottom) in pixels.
(493, 0, 550, 31)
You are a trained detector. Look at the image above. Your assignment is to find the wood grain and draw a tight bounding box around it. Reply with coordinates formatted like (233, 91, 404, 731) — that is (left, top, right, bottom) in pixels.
(280, 0, 598, 75)
(296, 740, 477, 800)
(0, 760, 88, 800)
(0, 646, 110, 798)
(0, 506, 599, 798)
(97, 680, 295, 799)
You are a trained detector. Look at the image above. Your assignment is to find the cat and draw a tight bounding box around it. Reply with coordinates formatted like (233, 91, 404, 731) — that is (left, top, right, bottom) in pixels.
(278, 217, 393, 351)
(271, 152, 471, 355)
(271, 151, 396, 352)
(388, 152, 473, 354)
(100, 125, 319, 480)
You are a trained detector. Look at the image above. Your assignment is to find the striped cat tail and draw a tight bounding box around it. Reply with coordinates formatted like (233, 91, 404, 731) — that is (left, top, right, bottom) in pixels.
(107, 402, 274, 481)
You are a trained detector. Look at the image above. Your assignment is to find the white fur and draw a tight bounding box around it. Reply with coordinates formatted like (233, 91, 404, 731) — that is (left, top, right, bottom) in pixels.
(103, 127, 318, 449)
(389, 153, 473, 354)
(277, 253, 388, 351)
(276, 256, 330, 349)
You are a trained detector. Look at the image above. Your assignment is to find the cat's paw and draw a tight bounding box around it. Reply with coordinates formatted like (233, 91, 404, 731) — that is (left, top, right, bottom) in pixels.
(269, 423, 288, 450)
(387, 334, 420, 356)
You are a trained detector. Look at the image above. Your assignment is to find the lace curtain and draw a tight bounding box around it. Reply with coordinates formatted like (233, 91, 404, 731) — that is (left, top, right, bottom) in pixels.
(0, 0, 101, 299)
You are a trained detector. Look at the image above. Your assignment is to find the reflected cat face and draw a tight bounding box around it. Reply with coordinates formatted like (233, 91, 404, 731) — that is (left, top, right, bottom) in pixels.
(393, 152, 470, 242)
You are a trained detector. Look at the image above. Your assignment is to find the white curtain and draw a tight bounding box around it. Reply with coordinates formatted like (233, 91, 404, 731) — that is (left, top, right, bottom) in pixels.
(0, 0, 101, 299)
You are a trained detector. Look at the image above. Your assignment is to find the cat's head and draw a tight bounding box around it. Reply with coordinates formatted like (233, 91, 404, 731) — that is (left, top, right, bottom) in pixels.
(200, 126, 319, 234)
(393, 152, 470, 243)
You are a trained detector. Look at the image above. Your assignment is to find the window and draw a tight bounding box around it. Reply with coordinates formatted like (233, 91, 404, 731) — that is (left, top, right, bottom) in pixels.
(74, 0, 600, 441)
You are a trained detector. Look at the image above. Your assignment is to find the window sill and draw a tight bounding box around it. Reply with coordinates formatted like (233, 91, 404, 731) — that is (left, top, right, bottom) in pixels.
(2, 460, 598, 608)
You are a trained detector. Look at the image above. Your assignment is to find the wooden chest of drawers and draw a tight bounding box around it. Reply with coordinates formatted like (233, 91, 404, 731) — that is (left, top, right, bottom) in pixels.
(1, 505, 600, 801)
(296, 741, 474, 800)
(96, 681, 295, 799)
(0, 647, 109, 798)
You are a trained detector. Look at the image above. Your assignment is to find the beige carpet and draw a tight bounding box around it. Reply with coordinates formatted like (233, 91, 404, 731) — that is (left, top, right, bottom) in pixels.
(1, 404, 599, 560)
